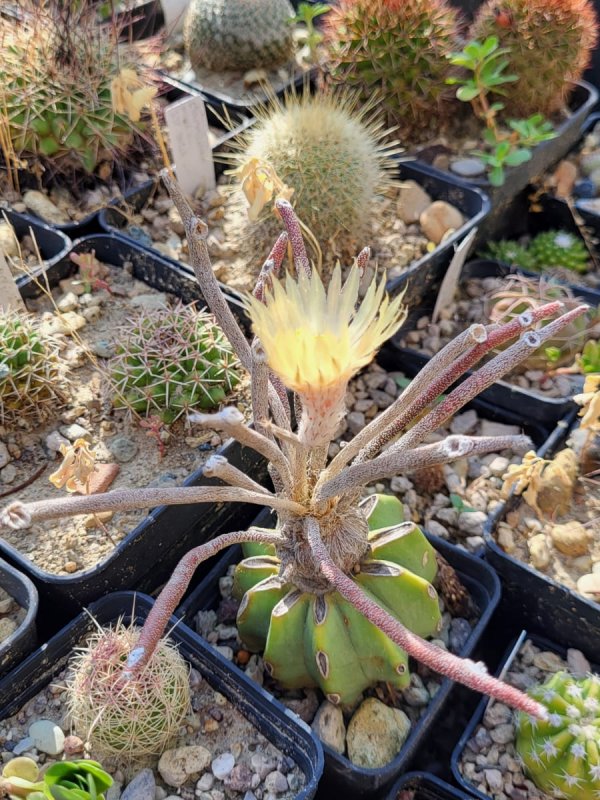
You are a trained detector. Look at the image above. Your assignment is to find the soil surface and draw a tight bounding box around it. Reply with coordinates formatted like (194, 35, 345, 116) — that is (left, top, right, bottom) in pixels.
(397, 275, 598, 399)
(0, 627, 304, 799)
(0, 586, 25, 644)
(458, 637, 593, 800)
(0, 258, 249, 575)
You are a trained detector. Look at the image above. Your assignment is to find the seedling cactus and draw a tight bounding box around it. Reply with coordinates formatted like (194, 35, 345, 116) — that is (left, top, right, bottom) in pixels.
(110, 302, 241, 423)
(0, 169, 588, 759)
(0, 310, 67, 428)
(485, 230, 590, 274)
(516, 671, 600, 800)
(184, 0, 296, 73)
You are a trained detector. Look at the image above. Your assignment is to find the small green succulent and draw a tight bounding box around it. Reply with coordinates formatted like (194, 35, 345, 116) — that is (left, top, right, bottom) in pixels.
(0, 757, 113, 800)
(484, 230, 590, 274)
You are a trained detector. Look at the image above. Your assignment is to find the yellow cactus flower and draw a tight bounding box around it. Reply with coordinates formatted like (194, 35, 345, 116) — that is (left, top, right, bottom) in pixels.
(49, 438, 97, 494)
(245, 263, 406, 396)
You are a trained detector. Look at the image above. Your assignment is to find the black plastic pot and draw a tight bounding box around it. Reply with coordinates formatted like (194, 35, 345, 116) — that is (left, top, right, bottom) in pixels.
(389, 259, 598, 427)
(0, 592, 323, 800)
(3, 233, 266, 634)
(3, 209, 71, 291)
(553, 112, 600, 233)
(99, 158, 490, 308)
(415, 80, 598, 238)
(106, 0, 165, 40)
(451, 631, 594, 800)
(483, 411, 600, 664)
(0, 557, 38, 678)
(385, 772, 478, 800)
(175, 507, 500, 800)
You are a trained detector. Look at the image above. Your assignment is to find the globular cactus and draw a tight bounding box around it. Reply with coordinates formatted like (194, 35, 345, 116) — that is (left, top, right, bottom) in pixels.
(528, 231, 590, 274)
(470, 0, 598, 117)
(233, 494, 442, 705)
(184, 0, 295, 73)
(0, 310, 67, 427)
(516, 671, 600, 800)
(232, 91, 395, 253)
(323, 0, 461, 141)
(485, 240, 538, 272)
(110, 303, 241, 424)
(66, 622, 190, 762)
(486, 276, 590, 370)
(0, 1, 150, 176)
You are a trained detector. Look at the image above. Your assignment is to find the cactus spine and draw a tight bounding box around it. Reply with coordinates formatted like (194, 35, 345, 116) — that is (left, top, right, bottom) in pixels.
(0, 310, 67, 427)
(233, 494, 442, 705)
(110, 303, 241, 424)
(470, 0, 598, 117)
(517, 671, 600, 800)
(323, 0, 461, 141)
(184, 0, 295, 73)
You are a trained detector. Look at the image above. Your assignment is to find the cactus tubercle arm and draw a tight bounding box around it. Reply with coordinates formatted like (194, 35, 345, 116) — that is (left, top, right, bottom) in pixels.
(304, 516, 548, 719)
(123, 527, 285, 677)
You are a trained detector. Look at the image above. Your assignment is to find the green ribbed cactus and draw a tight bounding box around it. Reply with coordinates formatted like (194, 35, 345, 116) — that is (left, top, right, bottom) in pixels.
(233, 494, 442, 705)
(485, 240, 538, 271)
(516, 671, 600, 800)
(0, 310, 66, 427)
(528, 231, 590, 274)
(0, 1, 150, 175)
(110, 303, 241, 424)
(323, 0, 460, 141)
(184, 0, 295, 73)
(470, 0, 598, 118)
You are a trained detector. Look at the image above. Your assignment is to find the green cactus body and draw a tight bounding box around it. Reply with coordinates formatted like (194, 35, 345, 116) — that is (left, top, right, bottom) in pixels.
(486, 276, 590, 370)
(110, 303, 241, 423)
(516, 671, 600, 800)
(470, 0, 598, 118)
(0, 5, 147, 175)
(485, 240, 538, 272)
(528, 231, 590, 274)
(234, 91, 395, 252)
(183, 0, 295, 73)
(324, 0, 460, 141)
(0, 311, 66, 427)
(233, 495, 442, 705)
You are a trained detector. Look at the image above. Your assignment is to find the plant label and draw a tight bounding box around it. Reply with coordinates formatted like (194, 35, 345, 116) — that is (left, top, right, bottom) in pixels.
(432, 228, 477, 323)
(0, 247, 25, 311)
(165, 95, 216, 198)
(160, 0, 189, 35)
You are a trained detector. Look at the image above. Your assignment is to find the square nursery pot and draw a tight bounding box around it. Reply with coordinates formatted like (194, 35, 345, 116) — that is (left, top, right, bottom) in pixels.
(415, 80, 598, 241)
(451, 631, 598, 800)
(99, 158, 490, 310)
(174, 508, 501, 800)
(385, 771, 479, 800)
(0, 557, 38, 678)
(2, 233, 268, 634)
(0, 591, 324, 800)
(483, 410, 600, 664)
(4, 209, 71, 291)
(387, 259, 599, 427)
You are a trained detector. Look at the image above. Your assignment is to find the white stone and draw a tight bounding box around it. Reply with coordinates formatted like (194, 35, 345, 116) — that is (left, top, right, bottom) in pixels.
(211, 752, 235, 780)
(311, 701, 346, 754)
(28, 720, 65, 755)
(158, 746, 212, 787)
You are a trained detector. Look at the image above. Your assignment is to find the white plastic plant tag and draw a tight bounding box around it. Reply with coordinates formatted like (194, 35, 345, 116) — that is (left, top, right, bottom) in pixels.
(0, 248, 26, 311)
(164, 95, 216, 198)
(432, 227, 477, 324)
(160, 0, 190, 35)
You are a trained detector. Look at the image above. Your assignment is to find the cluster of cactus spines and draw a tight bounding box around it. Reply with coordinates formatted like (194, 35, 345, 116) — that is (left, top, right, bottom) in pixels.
(323, 0, 461, 141)
(66, 621, 190, 762)
(0, 1, 148, 175)
(516, 671, 600, 800)
(232, 91, 396, 254)
(0, 310, 67, 427)
(234, 494, 442, 704)
(110, 302, 241, 424)
(528, 231, 590, 274)
(184, 0, 295, 73)
(1, 168, 590, 739)
(486, 231, 590, 274)
(470, 0, 598, 117)
(486, 276, 590, 370)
